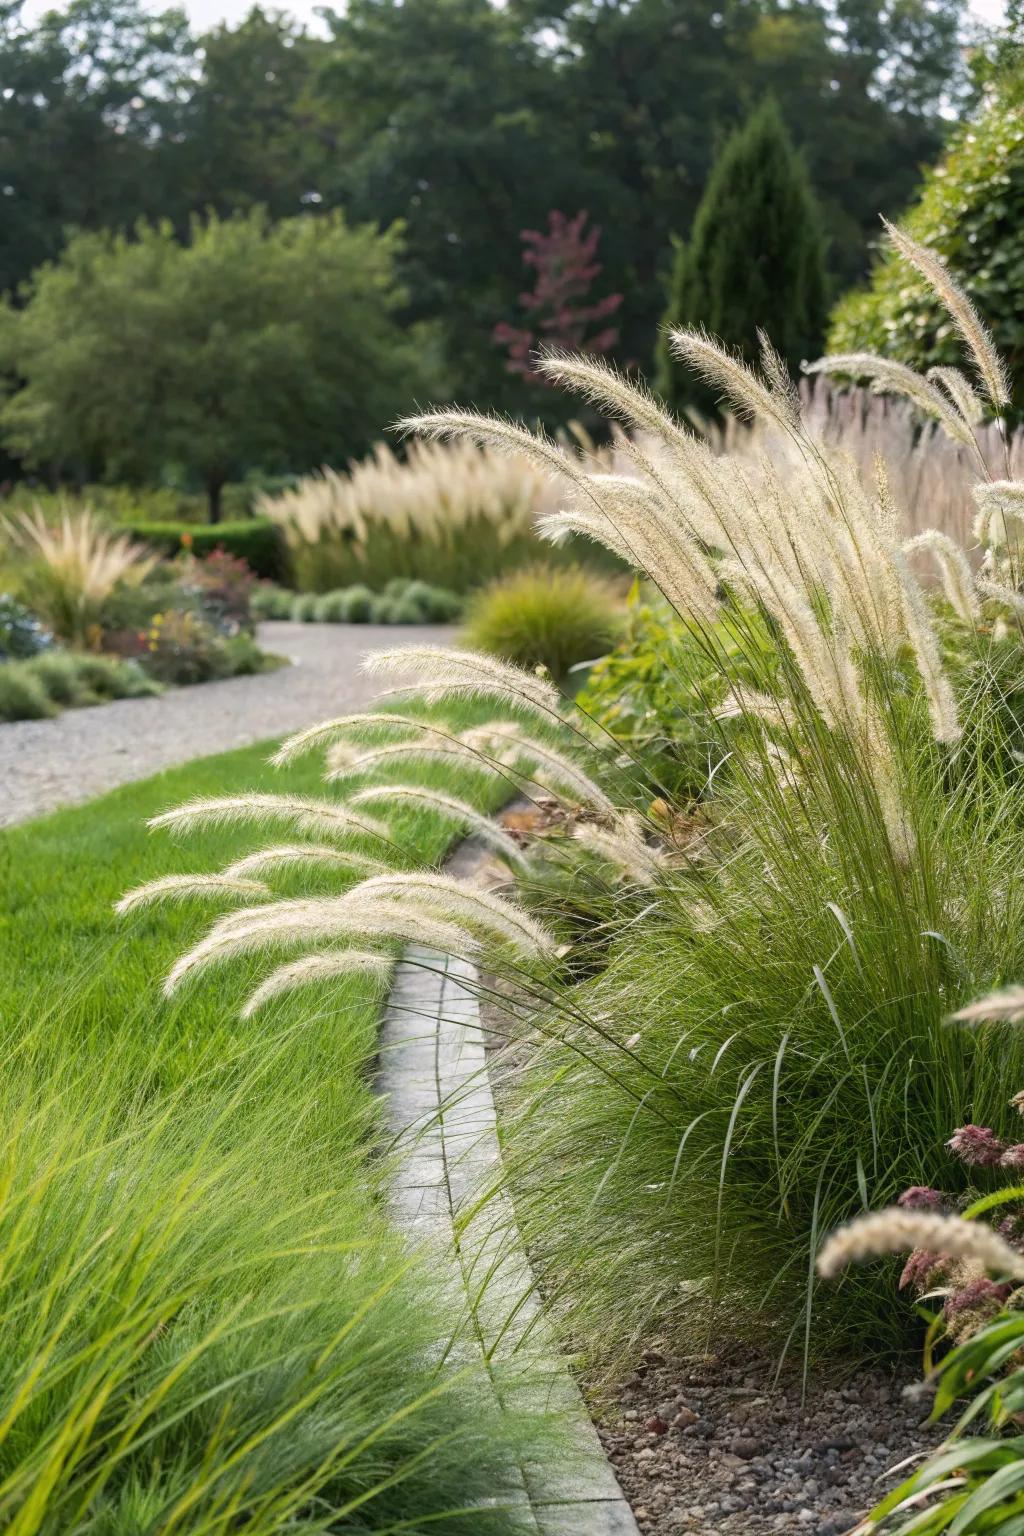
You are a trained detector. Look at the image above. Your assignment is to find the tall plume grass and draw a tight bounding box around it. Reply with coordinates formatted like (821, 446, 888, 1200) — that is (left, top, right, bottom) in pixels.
(130, 220, 1024, 1377)
(380, 220, 1024, 1369)
(4, 505, 157, 646)
(259, 436, 610, 593)
(695, 375, 1024, 550)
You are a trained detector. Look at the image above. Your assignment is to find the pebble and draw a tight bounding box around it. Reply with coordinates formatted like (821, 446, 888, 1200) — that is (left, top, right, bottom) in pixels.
(596, 1344, 943, 1536)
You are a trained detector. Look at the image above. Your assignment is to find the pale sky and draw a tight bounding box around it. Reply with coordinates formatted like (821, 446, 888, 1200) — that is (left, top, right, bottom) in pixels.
(178, 0, 1005, 32)
(21, 0, 1010, 32)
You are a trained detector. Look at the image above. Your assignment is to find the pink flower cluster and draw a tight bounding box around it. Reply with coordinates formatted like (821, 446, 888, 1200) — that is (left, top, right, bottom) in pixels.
(947, 1124, 1024, 1169)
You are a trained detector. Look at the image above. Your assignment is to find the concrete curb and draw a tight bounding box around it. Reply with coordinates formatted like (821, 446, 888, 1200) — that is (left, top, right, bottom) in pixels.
(378, 936, 639, 1534)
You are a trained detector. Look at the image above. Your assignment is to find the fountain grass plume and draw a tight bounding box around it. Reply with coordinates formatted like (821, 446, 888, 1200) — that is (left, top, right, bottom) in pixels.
(271, 713, 434, 767)
(115, 873, 270, 914)
(348, 870, 557, 958)
(927, 365, 985, 427)
(222, 844, 392, 879)
(572, 817, 666, 885)
(817, 1208, 1024, 1281)
(347, 784, 524, 864)
(883, 217, 1011, 411)
(535, 350, 696, 452)
(164, 896, 480, 996)
(398, 409, 595, 498)
(326, 737, 483, 783)
(805, 353, 980, 454)
(948, 985, 1024, 1026)
(148, 794, 390, 844)
(902, 530, 980, 624)
(464, 721, 617, 813)
(362, 646, 561, 714)
(240, 950, 393, 1018)
(667, 326, 799, 429)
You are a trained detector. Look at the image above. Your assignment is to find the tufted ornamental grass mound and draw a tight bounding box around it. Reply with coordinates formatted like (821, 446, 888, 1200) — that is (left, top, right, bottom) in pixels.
(462, 564, 623, 685)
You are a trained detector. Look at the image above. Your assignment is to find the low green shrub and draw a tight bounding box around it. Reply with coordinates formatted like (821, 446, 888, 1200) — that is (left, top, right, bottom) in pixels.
(313, 590, 348, 622)
(124, 519, 286, 582)
(285, 580, 462, 625)
(290, 592, 319, 622)
(72, 654, 161, 700)
(463, 564, 621, 682)
(0, 662, 56, 720)
(341, 583, 375, 621)
(249, 582, 294, 619)
(0, 652, 161, 720)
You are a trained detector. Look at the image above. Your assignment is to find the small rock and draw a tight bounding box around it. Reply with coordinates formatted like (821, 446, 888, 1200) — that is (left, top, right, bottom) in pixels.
(647, 1416, 670, 1435)
(672, 1407, 699, 1429)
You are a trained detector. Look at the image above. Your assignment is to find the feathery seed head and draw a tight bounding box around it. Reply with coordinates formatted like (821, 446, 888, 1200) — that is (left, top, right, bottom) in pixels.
(164, 896, 479, 995)
(817, 1208, 1024, 1280)
(572, 817, 665, 885)
(222, 843, 391, 879)
(348, 784, 523, 862)
(362, 645, 561, 713)
(240, 949, 392, 1018)
(464, 721, 616, 812)
(883, 217, 1011, 410)
(271, 713, 434, 766)
(806, 353, 979, 452)
(948, 984, 1024, 1026)
(115, 873, 269, 914)
(346, 871, 557, 959)
(148, 794, 390, 845)
(668, 327, 799, 429)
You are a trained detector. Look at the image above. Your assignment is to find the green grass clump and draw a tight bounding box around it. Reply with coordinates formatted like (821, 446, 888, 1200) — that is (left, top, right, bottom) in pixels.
(0, 725, 544, 1527)
(464, 564, 622, 683)
(0, 652, 162, 720)
(0, 659, 56, 719)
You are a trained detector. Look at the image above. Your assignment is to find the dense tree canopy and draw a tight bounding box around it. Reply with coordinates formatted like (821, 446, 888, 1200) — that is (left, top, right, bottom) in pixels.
(0, 0, 987, 480)
(0, 210, 423, 517)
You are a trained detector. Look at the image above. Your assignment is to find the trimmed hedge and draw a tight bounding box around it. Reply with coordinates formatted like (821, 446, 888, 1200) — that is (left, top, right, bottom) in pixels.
(125, 519, 287, 582)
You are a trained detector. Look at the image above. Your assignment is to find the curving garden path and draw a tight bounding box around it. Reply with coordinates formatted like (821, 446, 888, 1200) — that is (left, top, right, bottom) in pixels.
(0, 620, 454, 828)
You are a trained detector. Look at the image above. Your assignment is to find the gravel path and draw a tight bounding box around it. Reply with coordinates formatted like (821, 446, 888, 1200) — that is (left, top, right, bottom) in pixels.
(0, 621, 453, 828)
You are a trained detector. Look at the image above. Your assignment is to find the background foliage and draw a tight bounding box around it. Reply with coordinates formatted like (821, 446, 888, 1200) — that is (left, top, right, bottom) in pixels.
(828, 67, 1024, 414)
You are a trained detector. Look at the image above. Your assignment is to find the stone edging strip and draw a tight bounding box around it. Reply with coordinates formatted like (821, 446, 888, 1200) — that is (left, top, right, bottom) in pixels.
(378, 937, 639, 1534)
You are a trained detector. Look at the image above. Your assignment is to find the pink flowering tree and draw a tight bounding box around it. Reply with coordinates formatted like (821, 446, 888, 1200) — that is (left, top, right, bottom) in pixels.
(494, 210, 622, 383)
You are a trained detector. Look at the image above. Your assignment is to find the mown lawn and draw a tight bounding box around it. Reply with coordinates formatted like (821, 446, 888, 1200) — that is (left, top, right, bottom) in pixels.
(0, 723, 537, 1533)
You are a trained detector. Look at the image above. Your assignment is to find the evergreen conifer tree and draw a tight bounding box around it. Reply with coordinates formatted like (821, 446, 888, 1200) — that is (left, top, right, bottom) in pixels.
(656, 97, 827, 417)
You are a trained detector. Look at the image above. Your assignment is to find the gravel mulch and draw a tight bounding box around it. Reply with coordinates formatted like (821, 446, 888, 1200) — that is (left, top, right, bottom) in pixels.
(0, 620, 454, 827)
(598, 1343, 943, 1535)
